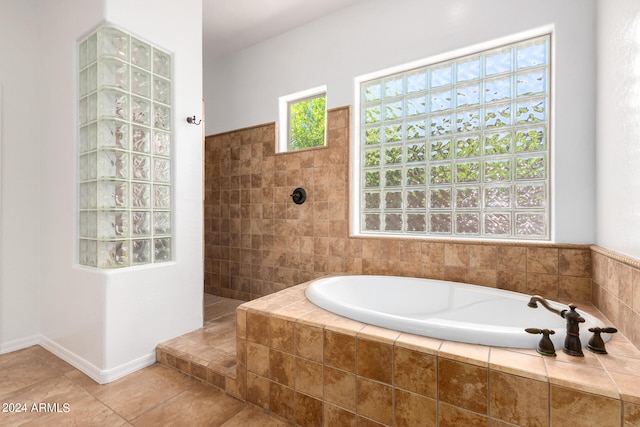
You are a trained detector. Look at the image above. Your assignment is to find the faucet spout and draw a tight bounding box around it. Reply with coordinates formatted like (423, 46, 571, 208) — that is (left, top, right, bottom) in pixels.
(527, 295, 585, 357)
(527, 295, 563, 316)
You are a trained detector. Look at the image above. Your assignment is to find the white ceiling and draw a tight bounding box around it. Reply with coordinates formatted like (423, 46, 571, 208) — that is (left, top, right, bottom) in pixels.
(202, 0, 362, 60)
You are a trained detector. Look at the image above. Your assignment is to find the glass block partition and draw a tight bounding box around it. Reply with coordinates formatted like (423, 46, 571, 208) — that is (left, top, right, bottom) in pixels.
(78, 25, 172, 268)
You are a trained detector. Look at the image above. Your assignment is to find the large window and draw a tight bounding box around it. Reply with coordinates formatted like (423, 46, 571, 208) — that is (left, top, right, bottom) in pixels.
(356, 34, 550, 240)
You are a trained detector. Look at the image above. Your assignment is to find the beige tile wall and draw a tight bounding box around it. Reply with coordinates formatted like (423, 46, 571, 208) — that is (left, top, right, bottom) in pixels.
(204, 106, 592, 300)
(591, 246, 640, 350)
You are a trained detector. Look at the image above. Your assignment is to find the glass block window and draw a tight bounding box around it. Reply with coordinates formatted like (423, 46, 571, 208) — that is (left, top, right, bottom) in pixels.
(78, 25, 172, 268)
(358, 34, 550, 240)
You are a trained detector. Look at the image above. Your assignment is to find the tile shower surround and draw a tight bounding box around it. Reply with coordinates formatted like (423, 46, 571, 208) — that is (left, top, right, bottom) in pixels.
(203, 106, 640, 351)
(203, 106, 590, 302)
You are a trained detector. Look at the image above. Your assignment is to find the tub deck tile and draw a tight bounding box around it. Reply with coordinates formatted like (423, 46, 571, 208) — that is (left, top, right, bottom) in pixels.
(395, 332, 442, 355)
(157, 284, 640, 427)
(439, 340, 490, 367)
(544, 358, 619, 398)
(609, 371, 640, 405)
(597, 351, 640, 377)
(550, 345, 603, 367)
(489, 347, 548, 382)
(270, 303, 315, 321)
(324, 316, 367, 336)
(297, 307, 343, 328)
(357, 325, 400, 345)
(604, 335, 640, 358)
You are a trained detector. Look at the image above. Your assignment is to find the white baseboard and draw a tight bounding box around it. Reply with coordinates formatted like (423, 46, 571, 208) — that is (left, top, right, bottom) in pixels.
(0, 335, 40, 354)
(37, 336, 105, 383)
(98, 351, 157, 384)
(2, 335, 156, 384)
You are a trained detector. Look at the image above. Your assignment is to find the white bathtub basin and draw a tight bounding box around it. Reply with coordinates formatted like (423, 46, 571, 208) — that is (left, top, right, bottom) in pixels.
(305, 275, 608, 349)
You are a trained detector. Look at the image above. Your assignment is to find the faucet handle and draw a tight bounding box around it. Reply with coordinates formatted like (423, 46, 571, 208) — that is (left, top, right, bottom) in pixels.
(566, 304, 586, 323)
(526, 327, 556, 357)
(592, 327, 618, 334)
(587, 327, 618, 354)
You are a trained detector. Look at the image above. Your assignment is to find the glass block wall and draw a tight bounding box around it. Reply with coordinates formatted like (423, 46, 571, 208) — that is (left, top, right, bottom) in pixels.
(359, 35, 550, 240)
(78, 25, 172, 268)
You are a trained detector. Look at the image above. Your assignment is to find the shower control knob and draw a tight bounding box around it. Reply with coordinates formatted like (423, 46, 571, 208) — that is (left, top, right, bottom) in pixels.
(291, 187, 307, 205)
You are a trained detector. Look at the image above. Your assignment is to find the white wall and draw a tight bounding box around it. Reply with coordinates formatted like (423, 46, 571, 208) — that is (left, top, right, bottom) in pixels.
(0, 0, 204, 384)
(100, 0, 204, 374)
(205, 0, 597, 244)
(596, 0, 640, 260)
(0, 0, 47, 352)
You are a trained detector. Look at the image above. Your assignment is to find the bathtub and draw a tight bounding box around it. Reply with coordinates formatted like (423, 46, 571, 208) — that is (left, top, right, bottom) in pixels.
(305, 275, 608, 350)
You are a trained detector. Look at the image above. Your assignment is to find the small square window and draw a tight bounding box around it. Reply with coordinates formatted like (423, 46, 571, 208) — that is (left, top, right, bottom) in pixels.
(278, 86, 327, 152)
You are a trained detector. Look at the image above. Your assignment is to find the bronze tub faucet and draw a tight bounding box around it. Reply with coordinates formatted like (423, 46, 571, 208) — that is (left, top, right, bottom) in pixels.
(528, 295, 585, 357)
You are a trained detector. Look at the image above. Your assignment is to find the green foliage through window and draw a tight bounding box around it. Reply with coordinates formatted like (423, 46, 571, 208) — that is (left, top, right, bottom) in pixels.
(289, 95, 326, 150)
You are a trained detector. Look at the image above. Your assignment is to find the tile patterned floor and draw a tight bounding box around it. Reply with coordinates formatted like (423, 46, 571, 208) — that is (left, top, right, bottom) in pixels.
(0, 295, 288, 426)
